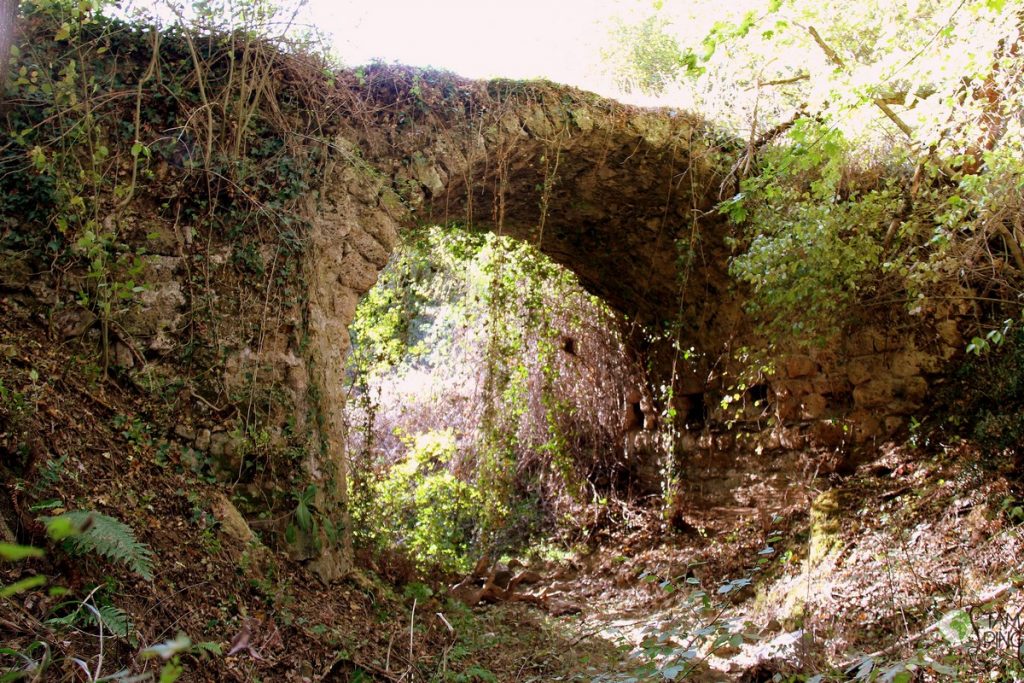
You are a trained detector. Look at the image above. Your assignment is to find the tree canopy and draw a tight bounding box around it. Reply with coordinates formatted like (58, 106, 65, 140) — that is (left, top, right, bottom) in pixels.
(608, 0, 1024, 340)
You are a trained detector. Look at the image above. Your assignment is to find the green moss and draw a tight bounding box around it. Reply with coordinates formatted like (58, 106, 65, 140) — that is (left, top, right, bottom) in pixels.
(809, 489, 844, 567)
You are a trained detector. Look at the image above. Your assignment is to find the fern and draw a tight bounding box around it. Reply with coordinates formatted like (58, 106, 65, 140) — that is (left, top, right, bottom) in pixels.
(48, 602, 133, 638)
(87, 603, 133, 638)
(45, 511, 154, 581)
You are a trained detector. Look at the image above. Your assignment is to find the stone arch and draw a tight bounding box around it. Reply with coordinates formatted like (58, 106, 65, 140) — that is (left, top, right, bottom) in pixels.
(298, 67, 954, 578)
(332, 66, 734, 330)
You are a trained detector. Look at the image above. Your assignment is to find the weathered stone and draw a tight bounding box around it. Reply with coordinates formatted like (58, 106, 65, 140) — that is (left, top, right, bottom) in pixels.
(570, 107, 594, 132)
(856, 376, 929, 413)
(53, 306, 97, 339)
(112, 341, 134, 369)
(884, 416, 904, 433)
(774, 379, 813, 400)
(847, 356, 884, 386)
(0, 251, 32, 288)
(758, 429, 783, 452)
(845, 327, 903, 355)
(812, 375, 851, 395)
(785, 355, 817, 378)
(142, 217, 184, 256)
(522, 105, 555, 137)
(809, 490, 843, 567)
(848, 410, 882, 443)
(209, 431, 229, 457)
(890, 347, 942, 377)
(27, 280, 57, 305)
(680, 432, 700, 452)
(776, 397, 801, 421)
(121, 256, 185, 349)
(810, 420, 846, 447)
(339, 250, 381, 292)
(778, 427, 805, 450)
(341, 166, 382, 205)
(888, 376, 929, 414)
(800, 393, 828, 420)
(853, 380, 894, 409)
(629, 114, 671, 147)
(409, 153, 445, 198)
(174, 424, 196, 442)
(212, 492, 256, 544)
(378, 187, 409, 220)
(195, 428, 212, 452)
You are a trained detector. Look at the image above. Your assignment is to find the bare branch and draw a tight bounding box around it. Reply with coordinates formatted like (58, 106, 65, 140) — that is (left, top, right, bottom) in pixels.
(746, 73, 811, 90)
(806, 25, 914, 138)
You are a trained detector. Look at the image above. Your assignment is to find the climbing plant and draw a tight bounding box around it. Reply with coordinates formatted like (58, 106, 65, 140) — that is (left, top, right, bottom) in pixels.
(345, 226, 641, 570)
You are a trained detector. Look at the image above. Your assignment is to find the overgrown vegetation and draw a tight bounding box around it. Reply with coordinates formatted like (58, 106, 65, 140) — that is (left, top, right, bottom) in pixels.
(610, 0, 1024, 342)
(346, 227, 644, 572)
(4, 0, 1024, 680)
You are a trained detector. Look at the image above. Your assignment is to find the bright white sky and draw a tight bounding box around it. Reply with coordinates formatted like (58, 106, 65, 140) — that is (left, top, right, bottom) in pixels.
(304, 0, 671, 105)
(313, 1, 612, 79)
(126, 0, 745, 107)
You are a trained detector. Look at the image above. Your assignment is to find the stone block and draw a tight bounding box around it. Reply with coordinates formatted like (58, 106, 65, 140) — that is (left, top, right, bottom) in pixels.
(810, 420, 846, 447)
(853, 379, 894, 409)
(890, 348, 941, 378)
(778, 428, 806, 450)
(884, 416, 904, 434)
(785, 355, 818, 378)
(845, 327, 903, 355)
(212, 492, 256, 544)
(800, 393, 828, 420)
(849, 411, 882, 443)
(812, 375, 851, 395)
(847, 355, 885, 386)
(776, 396, 801, 421)
(774, 379, 813, 400)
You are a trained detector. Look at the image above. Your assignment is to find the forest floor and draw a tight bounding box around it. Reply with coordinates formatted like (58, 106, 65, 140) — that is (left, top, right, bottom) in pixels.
(442, 440, 1024, 682)
(2, 296, 1024, 682)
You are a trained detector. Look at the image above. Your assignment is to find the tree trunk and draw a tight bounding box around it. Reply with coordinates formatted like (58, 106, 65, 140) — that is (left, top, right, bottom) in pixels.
(0, 0, 15, 97)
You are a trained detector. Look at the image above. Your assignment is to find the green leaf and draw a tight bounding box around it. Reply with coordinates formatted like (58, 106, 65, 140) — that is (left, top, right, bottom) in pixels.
(0, 543, 44, 562)
(44, 515, 79, 541)
(194, 641, 222, 656)
(0, 575, 47, 598)
(939, 608, 972, 644)
(295, 501, 312, 532)
(86, 603, 132, 637)
(662, 663, 685, 679)
(159, 657, 184, 683)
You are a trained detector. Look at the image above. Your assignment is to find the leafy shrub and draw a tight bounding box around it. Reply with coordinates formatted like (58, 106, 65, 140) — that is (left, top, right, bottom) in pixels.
(359, 429, 483, 572)
(346, 227, 645, 564)
(938, 326, 1024, 456)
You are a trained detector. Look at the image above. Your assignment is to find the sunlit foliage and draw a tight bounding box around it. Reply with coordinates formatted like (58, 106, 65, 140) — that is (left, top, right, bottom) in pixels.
(346, 227, 640, 570)
(609, 0, 1024, 341)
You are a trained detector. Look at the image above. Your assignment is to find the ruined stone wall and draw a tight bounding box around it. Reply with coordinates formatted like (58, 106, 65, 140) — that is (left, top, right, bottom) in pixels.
(6, 49, 975, 578)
